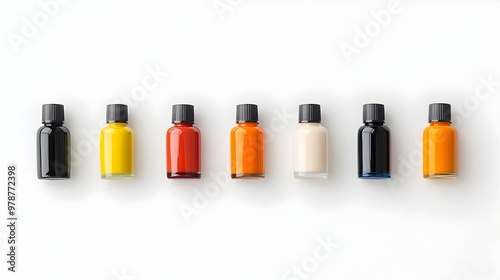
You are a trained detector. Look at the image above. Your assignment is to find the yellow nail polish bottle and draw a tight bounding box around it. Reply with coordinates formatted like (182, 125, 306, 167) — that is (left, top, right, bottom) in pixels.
(100, 104, 134, 180)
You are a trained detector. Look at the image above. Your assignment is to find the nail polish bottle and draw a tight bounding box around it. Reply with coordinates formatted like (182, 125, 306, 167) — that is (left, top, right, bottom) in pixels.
(100, 104, 134, 179)
(37, 104, 71, 179)
(423, 103, 457, 179)
(166, 104, 201, 179)
(293, 104, 328, 178)
(230, 104, 265, 179)
(357, 103, 390, 179)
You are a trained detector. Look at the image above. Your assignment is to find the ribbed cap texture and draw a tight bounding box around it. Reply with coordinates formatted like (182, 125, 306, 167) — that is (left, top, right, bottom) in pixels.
(42, 104, 65, 124)
(428, 103, 451, 122)
(363, 103, 385, 122)
(172, 104, 194, 124)
(298, 104, 321, 123)
(236, 104, 258, 123)
(106, 104, 128, 123)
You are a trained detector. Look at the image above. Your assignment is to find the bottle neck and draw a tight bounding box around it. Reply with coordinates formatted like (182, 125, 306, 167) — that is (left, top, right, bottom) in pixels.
(429, 121, 451, 126)
(299, 122, 321, 126)
(173, 122, 193, 127)
(237, 122, 258, 127)
(106, 122, 128, 126)
(363, 121, 384, 126)
(43, 122, 63, 127)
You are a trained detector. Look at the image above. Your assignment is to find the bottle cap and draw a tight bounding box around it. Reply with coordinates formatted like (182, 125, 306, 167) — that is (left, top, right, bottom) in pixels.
(42, 104, 65, 124)
(236, 104, 258, 123)
(106, 104, 128, 123)
(298, 104, 321, 123)
(428, 103, 451, 123)
(172, 104, 194, 124)
(363, 103, 385, 123)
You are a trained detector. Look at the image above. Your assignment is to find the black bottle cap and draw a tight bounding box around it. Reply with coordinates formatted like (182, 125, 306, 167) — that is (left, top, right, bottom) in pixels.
(236, 104, 258, 123)
(106, 104, 128, 123)
(42, 104, 65, 124)
(363, 103, 385, 123)
(428, 103, 451, 123)
(172, 104, 194, 124)
(298, 104, 321, 123)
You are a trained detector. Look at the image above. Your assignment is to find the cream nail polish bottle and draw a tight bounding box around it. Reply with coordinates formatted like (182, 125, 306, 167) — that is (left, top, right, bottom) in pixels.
(293, 104, 328, 178)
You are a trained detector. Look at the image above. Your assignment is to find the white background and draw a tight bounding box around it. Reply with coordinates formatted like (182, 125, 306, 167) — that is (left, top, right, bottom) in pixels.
(1, 1, 500, 279)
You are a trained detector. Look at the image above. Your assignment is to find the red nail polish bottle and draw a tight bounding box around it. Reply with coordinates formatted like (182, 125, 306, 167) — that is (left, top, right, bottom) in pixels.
(166, 104, 201, 179)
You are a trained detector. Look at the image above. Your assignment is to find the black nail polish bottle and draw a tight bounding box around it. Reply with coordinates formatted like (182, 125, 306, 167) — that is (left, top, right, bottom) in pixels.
(37, 104, 71, 179)
(357, 103, 390, 179)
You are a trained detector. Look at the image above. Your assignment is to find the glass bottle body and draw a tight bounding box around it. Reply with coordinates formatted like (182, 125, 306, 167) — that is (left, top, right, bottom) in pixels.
(100, 122, 134, 179)
(166, 123, 201, 179)
(37, 124, 70, 179)
(357, 122, 390, 179)
(230, 122, 265, 179)
(293, 123, 328, 178)
(423, 122, 457, 179)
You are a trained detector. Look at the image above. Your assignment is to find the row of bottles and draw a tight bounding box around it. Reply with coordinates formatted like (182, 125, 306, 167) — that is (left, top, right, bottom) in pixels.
(36, 103, 458, 180)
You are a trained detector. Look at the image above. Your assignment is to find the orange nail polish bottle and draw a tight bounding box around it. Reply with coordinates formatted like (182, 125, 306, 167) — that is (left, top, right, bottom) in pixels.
(230, 104, 265, 179)
(423, 103, 458, 179)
